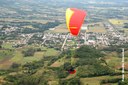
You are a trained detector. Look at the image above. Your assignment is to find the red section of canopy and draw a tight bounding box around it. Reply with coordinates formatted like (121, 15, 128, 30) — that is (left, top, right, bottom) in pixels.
(68, 70, 76, 74)
(69, 8, 86, 36)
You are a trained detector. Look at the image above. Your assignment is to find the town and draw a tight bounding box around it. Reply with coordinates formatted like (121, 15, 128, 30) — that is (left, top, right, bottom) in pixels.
(0, 0, 128, 85)
(0, 20, 128, 51)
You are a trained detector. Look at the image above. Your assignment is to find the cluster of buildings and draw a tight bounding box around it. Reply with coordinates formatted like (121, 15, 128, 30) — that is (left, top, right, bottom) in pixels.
(0, 21, 128, 50)
(41, 22, 128, 50)
(0, 25, 34, 48)
(104, 22, 128, 45)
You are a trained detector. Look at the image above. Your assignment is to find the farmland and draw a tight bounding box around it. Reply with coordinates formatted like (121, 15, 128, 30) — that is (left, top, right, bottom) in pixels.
(88, 23, 107, 33)
(0, 44, 60, 69)
(80, 75, 120, 85)
(109, 19, 128, 26)
(0, 0, 128, 84)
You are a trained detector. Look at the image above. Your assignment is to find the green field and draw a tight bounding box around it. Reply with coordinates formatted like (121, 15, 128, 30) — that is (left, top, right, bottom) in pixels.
(80, 76, 119, 85)
(43, 48, 59, 56)
(0, 50, 13, 60)
(1, 45, 128, 84)
(0, 44, 60, 69)
(11, 50, 23, 63)
(0, 49, 14, 69)
(2, 43, 13, 49)
(79, 51, 128, 85)
(50, 56, 66, 67)
(11, 48, 59, 64)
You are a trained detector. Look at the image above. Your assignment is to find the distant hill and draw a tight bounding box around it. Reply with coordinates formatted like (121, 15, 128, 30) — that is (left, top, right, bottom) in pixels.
(0, 0, 128, 5)
(0, 0, 127, 7)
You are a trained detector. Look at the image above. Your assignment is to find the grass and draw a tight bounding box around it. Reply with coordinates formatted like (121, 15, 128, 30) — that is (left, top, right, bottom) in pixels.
(11, 50, 44, 64)
(22, 57, 40, 63)
(48, 81, 59, 85)
(125, 51, 128, 57)
(44, 48, 59, 56)
(79, 51, 128, 85)
(27, 44, 47, 51)
(0, 49, 13, 69)
(106, 56, 121, 68)
(2, 43, 13, 49)
(80, 76, 120, 85)
(0, 76, 6, 84)
(11, 51, 23, 63)
(105, 51, 128, 70)
(50, 60, 63, 67)
(34, 52, 44, 59)
(0, 50, 13, 60)
(10, 45, 59, 64)
(80, 78, 100, 85)
(22, 52, 44, 64)
(50, 57, 64, 67)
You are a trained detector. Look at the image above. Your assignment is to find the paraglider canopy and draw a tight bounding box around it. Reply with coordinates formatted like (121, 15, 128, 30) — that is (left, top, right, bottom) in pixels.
(68, 67, 76, 74)
(66, 8, 87, 36)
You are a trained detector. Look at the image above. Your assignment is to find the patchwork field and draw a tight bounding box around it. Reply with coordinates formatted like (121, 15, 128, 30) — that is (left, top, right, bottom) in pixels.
(80, 76, 120, 85)
(10, 50, 44, 64)
(50, 60, 63, 67)
(50, 57, 66, 67)
(109, 19, 128, 25)
(0, 44, 60, 69)
(0, 18, 48, 24)
(2, 42, 13, 49)
(109, 19, 128, 36)
(46, 23, 107, 33)
(105, 51, 128, 70)
(88, 23, 106, 33)
(0, 57, 13, 69)
(43, 48, 60, 56)
(53, 24, 68, 33)
(45, 24, 69, 33)
(22, 25, 36, 29)
(0, 49, 14, 69)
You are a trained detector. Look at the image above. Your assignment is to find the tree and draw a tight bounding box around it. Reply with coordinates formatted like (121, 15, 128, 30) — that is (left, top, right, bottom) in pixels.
(124, 23, 128, 28)
(67, 78, 80, 85)
(0, 41, 3, 48)
(77, 63, 114, 77)
(118, 79, 128, 85)
(15, 76, 47, 85)
(22, 48, 36, 57)
(59, 78, 80, 85)
(11, 63, 21, 69)
(75, 45, 104, 59)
